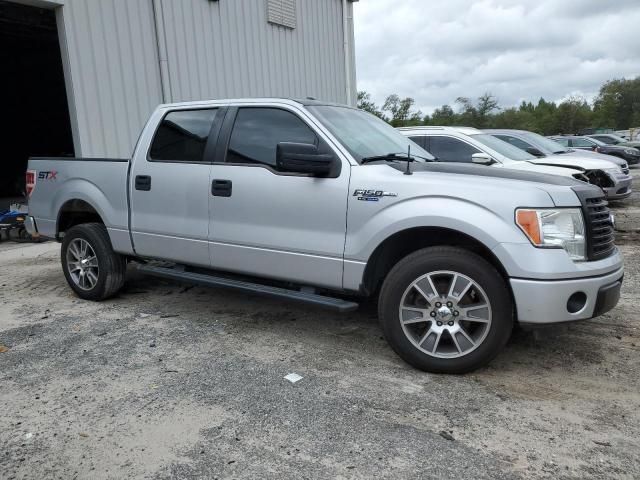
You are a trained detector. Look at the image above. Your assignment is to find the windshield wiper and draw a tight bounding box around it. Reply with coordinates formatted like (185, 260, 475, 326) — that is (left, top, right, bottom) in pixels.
(360, 152, 433, 164)
(361, 153, 410, 164)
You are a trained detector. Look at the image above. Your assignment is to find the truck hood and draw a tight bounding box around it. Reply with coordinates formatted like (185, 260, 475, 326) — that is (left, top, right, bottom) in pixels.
(382, 162, 600, 207)
(390, 161, 584, 186)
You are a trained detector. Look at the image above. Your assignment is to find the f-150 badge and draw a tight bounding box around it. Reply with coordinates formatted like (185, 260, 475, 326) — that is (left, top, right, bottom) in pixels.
(353, 189, 397, 202)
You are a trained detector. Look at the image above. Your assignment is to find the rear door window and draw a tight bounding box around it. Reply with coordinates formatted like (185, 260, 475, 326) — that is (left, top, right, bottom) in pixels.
(427, 136, 480, 162)
(149, 109, 218, 162)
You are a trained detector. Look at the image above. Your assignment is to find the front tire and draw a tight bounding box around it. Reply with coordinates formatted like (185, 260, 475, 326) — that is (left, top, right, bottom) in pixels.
(61, 223, 126, 300)
(378, 246, 513, 374)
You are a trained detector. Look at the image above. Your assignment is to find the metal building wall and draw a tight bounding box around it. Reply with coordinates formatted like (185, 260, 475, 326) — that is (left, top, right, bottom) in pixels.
(56, 0, 356, 158)
(57, 0, 164, 158)
(157, 0, 353, 104)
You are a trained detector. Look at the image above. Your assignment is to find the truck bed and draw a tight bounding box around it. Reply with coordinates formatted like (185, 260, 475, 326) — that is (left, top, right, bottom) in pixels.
(26, 157, 132, 253)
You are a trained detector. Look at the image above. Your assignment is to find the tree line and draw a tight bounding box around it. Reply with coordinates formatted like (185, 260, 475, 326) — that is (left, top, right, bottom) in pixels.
(357, 76, 640, 135)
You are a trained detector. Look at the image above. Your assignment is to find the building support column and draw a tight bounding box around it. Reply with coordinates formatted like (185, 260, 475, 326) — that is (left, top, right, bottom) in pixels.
(152, 0, 172, 103)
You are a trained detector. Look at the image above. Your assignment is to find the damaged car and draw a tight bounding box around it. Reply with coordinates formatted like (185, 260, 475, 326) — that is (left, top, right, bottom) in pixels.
(399, 127, 632, 200)
(484, 129, 631, 173)
(485, 129, 632, 200)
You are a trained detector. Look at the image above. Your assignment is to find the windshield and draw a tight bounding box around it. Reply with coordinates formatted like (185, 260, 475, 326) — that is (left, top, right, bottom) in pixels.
(307, 105, 435, 163)
(471, 134, 537, 161)
(585, 137, 606, 146)
(598, 134, 626, 144)
(519, 131, 570, 154)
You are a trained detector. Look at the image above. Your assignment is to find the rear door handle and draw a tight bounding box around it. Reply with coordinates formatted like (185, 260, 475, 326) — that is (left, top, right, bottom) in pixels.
(135, 175, 151, 191)
(212, 179, 232, 197)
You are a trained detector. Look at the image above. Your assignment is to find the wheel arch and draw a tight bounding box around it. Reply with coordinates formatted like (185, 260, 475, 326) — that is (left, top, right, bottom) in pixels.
(57, 199, 105, 238)
(361, 226, 512, 299)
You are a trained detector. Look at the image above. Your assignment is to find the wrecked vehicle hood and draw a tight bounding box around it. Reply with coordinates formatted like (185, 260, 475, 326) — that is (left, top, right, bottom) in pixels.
(498, 161, 582, 177)
(526, 156, 618, 171)
(562, 149, 627, 167)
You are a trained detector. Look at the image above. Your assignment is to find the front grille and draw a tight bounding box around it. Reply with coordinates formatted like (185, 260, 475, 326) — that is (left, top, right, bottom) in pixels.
(622, 164, 629, 174)
(572, 185, 616, 261)
(584, 196, 615, 260)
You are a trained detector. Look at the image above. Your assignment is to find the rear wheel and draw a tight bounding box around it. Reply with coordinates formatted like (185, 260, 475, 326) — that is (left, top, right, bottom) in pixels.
(61, 223, 126, 300)
(378, 246, 513, 374)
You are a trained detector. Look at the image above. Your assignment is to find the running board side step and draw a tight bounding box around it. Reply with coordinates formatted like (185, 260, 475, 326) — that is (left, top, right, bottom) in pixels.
(136, 264, 359, 313)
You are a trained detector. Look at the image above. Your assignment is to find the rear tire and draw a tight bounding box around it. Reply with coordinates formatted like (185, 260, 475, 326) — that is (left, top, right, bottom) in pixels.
(378, 246, 513, 374)
(61, 223, 126, 300)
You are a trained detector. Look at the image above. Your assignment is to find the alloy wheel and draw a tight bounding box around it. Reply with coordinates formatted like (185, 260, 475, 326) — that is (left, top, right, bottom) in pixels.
(398, 270, 492, 358)
(66, 238, 99, 291)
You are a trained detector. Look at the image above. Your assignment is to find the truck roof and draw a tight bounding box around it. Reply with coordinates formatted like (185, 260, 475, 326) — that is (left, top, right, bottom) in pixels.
(157, 97, 354, 109)
(396, 126, 482, 135)
(483, 129, 531, 134)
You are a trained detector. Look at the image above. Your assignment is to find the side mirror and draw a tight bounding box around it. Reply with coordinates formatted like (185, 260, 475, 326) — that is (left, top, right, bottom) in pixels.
(276, 142, 336, 176)
(525, 147, 544, 157)
(471, 152, 495, 165)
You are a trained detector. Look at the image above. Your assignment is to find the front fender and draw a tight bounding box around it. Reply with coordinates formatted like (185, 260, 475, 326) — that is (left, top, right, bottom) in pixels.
(345, 196, 529, 263)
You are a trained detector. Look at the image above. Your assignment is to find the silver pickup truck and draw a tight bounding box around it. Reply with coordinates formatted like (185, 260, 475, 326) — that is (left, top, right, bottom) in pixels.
(25, 98, 623, 373)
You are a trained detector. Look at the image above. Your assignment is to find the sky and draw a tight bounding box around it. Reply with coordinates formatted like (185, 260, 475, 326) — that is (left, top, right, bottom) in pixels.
(353, 0, 640, 115)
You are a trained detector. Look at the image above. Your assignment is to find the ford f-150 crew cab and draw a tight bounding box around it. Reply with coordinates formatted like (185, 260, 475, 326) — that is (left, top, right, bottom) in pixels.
(25, 98, 623, 373)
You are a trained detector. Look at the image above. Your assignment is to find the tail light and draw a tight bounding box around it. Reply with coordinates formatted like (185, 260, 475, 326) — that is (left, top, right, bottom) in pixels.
(26, 170, 36, 198)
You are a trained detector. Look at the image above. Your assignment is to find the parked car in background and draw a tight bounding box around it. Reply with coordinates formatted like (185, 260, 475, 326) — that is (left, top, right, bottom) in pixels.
(399, 127, 632, 200)
(550, 135, 640, 166)
(484, 129, 630, 174)
(25, 98, 624, 374)
(587, 133, 640, 152)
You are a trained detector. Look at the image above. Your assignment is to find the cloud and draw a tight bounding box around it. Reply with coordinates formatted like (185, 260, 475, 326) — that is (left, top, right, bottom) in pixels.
(353, 0, 640, 114)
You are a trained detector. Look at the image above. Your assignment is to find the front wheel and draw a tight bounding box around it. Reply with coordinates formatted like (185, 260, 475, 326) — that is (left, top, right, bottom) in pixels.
(378, 246, 513, 374)
(61, 223, 126, 300)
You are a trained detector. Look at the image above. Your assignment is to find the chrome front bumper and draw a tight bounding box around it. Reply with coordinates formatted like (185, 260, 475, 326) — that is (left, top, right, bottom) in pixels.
(511, 267, 624, 325)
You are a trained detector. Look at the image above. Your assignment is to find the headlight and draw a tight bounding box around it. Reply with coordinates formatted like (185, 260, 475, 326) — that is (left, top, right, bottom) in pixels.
(624, 148, 639, 156)
(516, 208, 586, 261)
(604, 167, 623, 176)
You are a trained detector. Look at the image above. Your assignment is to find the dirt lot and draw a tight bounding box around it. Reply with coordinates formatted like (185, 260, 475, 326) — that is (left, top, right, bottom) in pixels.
(1, 168, 639, 480)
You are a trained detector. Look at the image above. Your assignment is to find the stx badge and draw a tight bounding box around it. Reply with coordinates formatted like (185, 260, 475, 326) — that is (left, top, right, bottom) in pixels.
(38, 171, 58, 180)
(353, 189, 398, 202)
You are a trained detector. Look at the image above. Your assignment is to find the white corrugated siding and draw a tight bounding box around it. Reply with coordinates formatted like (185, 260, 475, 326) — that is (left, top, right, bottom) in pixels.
(159, 0, 349, 103)
(58, 0, 355, 157)
(58, 0, 164, 158)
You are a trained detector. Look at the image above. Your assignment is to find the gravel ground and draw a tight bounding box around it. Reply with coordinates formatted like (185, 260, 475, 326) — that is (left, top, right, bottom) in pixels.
(1, 168, 639, 479)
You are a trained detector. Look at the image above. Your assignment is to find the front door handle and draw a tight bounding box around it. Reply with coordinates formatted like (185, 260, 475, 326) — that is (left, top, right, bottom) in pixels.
(212, 179, 232, 197)
(135, 175, 151, 191)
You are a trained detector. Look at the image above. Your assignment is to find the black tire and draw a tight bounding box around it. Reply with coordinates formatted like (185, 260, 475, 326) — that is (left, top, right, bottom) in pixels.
(378, 246, 513, 374)
(61, 223, 126, 300)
